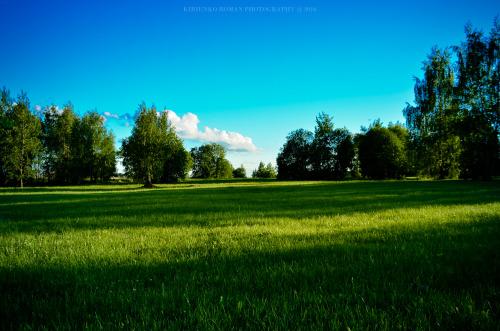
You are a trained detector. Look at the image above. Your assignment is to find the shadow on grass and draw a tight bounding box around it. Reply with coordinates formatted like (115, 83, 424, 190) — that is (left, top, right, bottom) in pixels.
(1, 180, 499, 234)
(1, 215, 499, 329)
(0, 178, 277, 193)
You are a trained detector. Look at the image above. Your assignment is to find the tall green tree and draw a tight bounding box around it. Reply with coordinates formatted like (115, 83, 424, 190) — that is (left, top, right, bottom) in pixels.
(122, 103, 189, 186)
(305, 112, 355, 180)
(454, 20, 500, 179)
(404, 47, 461, 179)
(404, 18, 500, 179)
(161, 113, 192, 182)
(276, 129, 314, 180)
(0, 87, 14, 185)
(310, 112, 335, 179)
(42, 103, 77, 183)
(190, 142, 233, 179)
(2, 92, 43, 187)
(70, 111, 116, 183)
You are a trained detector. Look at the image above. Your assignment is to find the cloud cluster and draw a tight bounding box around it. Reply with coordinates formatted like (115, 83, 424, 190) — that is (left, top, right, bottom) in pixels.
(101, 109, 258, 153)
(166, 110, 258, 153)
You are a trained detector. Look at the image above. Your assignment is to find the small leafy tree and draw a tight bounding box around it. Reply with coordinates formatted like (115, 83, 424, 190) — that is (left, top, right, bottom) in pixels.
(233, 164, 247, 178)
(252, 162, 276, 178)
(357, 120, 409, 179)
(190, 142, 233, 179)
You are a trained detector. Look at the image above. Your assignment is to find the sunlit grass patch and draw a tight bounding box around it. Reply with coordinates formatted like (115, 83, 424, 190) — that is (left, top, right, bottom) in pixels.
(1, 180, 499, 329)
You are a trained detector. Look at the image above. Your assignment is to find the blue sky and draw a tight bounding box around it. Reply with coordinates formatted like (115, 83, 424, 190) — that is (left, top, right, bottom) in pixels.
(1, 0, 498, 173)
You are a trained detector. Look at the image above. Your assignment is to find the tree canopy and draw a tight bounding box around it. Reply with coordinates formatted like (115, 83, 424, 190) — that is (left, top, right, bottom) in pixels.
(190, 143, 233, 179)
(404, 18, 500, 179)
(356, 121, 409, 179)
(277, 113, 355, 180)
(1, 91, 42, 187)
(121, 104, 191, 186)
(252, 162, 276, 179)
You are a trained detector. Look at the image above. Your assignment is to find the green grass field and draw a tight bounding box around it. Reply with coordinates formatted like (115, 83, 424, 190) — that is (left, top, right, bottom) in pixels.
(1, 179, 499, 329)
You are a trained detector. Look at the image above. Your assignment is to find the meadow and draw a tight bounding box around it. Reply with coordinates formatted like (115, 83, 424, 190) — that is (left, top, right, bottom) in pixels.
(1, 179, 499, 329)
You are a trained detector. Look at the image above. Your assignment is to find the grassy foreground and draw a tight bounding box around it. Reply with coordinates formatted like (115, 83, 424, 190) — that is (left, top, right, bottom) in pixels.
(1, 179, 499, 329)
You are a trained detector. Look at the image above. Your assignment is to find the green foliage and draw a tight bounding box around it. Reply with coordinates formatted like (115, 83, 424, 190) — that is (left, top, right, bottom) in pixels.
(404, 48, 461, 179)
(357, 120, 409, 179)
(42, 103, 77, 183)
(42, 104, 116, 184)
(1, 92, 43, 187)
(405, 18, 500, 179)
(233, 164, 247, 178)
(1, 180, 499, 329)
(277, 113, 355, 180)
(277, 128, 313, 180)
(122, 104, 190, 185)
(190, 142, 234, 179)
(162, 146, 193, 183)
(0, 86, 14, 184)
(252, 161, 276, 178)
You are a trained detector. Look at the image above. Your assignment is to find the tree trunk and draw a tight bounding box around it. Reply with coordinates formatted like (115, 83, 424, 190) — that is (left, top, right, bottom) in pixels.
(144, 171, 154, 188)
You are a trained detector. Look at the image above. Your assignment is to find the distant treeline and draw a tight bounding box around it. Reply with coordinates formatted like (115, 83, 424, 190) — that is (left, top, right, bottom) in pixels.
(0, 90, 116, 187)
(1, 19, 498, 186)
(278, 18, 500, 180)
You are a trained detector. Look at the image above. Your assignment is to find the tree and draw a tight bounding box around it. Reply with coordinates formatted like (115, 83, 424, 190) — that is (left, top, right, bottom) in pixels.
(357, 120, 409, 179)
(122, 103, 190, 186)
(42, 103, 77, 183)
(310, 112, 355, 180)
(2, 92, 43, 187)
(276, 129, 313, 180)
(0, 87, 13, 185)
(404, 18, 500, 179)
(252, 162, 276, 178)
(190, 143, 233, 179)
(454, 20, 500, 179)
(73, 111, 116, 182)
(404, 47, 461, 179)
(162, 142, 193, 182)
(331, 128, 355, 179)
(310, 112, 336, 179)
(233, 164, 247, 178)
(278, 113, 354, 180)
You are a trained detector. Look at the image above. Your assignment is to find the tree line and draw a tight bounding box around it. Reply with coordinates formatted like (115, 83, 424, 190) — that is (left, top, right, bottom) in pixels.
(2, 19, 497, 186)
(0, 93, 269, 187)
(277, 18, 500, 180)
(0, 88, 116, 187)
(403, 18, 500, 180)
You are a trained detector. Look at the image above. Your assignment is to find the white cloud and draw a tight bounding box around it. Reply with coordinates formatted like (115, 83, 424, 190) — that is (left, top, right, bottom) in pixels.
(165, 110, 258, 153)
(101, 115, 108, 124)
(104, 111, 119, 119)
